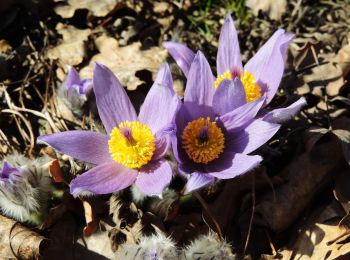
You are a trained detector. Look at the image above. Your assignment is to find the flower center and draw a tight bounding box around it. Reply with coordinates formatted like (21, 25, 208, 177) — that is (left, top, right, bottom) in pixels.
(182, 117, 225, 164)
(240, 70, 262, 102)
(214, 70, 262, 102)
(214, 70, 232, 88)
(108, 121, 155, 169)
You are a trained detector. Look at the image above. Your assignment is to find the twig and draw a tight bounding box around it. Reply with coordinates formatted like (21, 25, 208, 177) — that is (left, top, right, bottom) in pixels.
(194, 192, 223, 240)
(327, 229, 350, 246)
(264, 229, 278, 256)
(243, 172, 256, 255)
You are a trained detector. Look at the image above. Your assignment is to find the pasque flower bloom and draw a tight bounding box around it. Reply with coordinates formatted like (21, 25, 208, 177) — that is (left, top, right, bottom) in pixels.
(39, 63, 179, 196)
(173, 51, 281, 192)
(58, 67, 94, 115)
(164, 14, 306, 124)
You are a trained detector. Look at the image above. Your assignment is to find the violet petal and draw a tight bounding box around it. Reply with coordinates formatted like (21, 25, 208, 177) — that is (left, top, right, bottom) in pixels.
(38, 131, 111, 165)
(139, 64, 178, 133)
(208, 153, 262, 179)
(163, 41, 196, 77)
(93, 63, 137, 134)
(213, 78, 246, 115)
(244, 29, 294, 105)
(217, 14, 243, 75)
(262, 97, 307, 123)
(136, 160, 172, 196)
(185, 51, 215, 106)
(226, 119, 280, 154)
(185, 172, 215, 193)
(70, 162, 138, 196)
(219, 95, 265, 133)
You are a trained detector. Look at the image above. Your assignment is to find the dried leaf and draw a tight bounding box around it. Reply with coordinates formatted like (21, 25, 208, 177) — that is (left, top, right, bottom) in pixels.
(332, 129, 350, 164)
(334, 42, 350, 77)
(49, 159, 64, 183)
(47, 23, 90, 66)
(80, 35, 167, 90)
(82, 200, 98, 237)
(54, 0, 118, 18)
(278, 202, 350, 260)
(0, 214, 49, 259)
(0, 39, 12, 54)
(253, 119, 350, 232)
(245, 0, 286, 20)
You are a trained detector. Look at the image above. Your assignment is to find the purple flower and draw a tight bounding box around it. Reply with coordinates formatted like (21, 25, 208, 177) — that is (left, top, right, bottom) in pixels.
(39, 63, 179, 196)
(58, 67, 93, 112)
(0, 161, 22, 182)
(65, 67, 93, 95)
(173, 51, 281, 193)
(163, 14, 306, 123)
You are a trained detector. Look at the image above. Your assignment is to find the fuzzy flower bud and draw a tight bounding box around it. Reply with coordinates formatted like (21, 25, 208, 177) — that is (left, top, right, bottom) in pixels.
(115, 233, 178, 260)
(0, 154, 52, 224)
(181, 232, 236, 259)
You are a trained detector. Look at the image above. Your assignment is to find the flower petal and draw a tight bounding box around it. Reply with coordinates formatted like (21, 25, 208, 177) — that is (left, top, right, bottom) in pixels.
(213, 78, 246, 115)
(37, 131, 111, 165)
(70, 162, 137, 196)
(136, 160, 172, 196)
(208, 153, 262, 179)
(217, 14, 243, 75)
(185, 51, 215, 106)
(244, 29, 294, 105)
(152, 135, 170, 161)
(139, 64, 178, 133)
(163, 41, 196, 77)
(93, 63, 137, 134)
(262, 97, 307, 123)
(219, 95, 265, 133)
(154, 62, 175, 95)
(226, 119, 280, 154)
(65, 67, 81, 89)
(80, 79, 93, 94)
(185, 172, 215, 193)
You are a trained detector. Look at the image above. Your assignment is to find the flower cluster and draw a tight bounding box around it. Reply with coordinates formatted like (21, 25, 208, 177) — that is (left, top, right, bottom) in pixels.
(38, 14, 306, 197)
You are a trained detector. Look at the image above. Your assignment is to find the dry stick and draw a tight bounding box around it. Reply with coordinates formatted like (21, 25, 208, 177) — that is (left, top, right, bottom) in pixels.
(327, 229, 350, 246)
(43, 60, 53, 112)
(1, 109, 35, 155)
(194, 192, 223, 240)
(2, 88, 30, 145)
(243, 172, 256, 255)
(264, 229, 278, 256)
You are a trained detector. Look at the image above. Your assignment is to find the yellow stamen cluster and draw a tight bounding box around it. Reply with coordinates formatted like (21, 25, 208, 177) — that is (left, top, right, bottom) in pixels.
(214, 70, 262, 103)
(182, 117, 225, 164)
(214, 70, 232, 89)
(108, 121, 155, 169)
(240, 70, 262, 102)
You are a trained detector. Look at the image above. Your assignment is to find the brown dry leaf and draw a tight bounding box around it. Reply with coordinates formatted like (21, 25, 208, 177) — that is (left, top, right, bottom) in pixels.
(80, 35, 167, 90)
(49, 159, 64, 183)
(54, 0, 118, 18)
(334, 42, 350, 78)
(0, 40, 12, 54)
(0, 215, 49, 258)
(253, 117, 350, 233)
(47, 23, 90, 66)
(245, 0, 286, 20)
(82, 200, 98, 237)
(277, 202, 350, 260)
